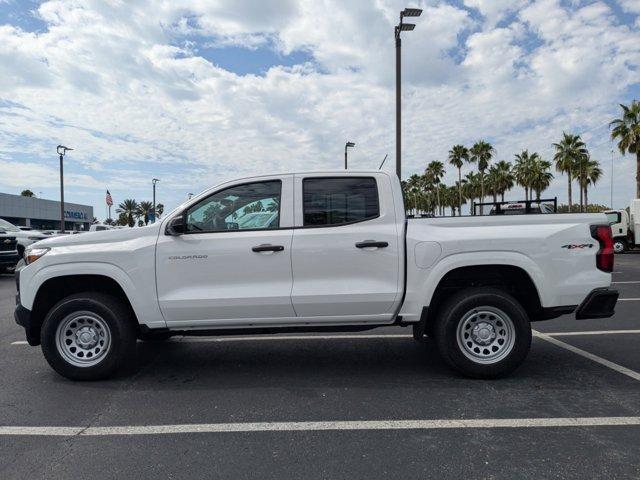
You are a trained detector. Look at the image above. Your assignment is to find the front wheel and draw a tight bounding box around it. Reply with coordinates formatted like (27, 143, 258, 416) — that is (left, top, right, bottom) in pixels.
(41, 293, 137, 380)
(434, 287, 531, 379)
(613, 239, 627, 254)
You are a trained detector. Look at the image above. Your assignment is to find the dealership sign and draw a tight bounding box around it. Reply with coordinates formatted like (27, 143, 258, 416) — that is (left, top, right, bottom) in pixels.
(64, 210, 89, 220)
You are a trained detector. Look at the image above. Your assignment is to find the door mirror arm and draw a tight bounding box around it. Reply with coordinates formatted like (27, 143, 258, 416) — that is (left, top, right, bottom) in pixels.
(165, 215, 186, 236)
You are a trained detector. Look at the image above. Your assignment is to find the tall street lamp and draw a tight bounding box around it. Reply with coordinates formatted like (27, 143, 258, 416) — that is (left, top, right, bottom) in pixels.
(152, 178, 160, 223)
(395, 7, 422, 181)
(56, 145, 73, 233)
(344, 141, 355, 169)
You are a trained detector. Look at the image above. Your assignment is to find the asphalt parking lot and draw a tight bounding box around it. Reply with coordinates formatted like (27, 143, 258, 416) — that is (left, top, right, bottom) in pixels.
(1, 256, 639, 479)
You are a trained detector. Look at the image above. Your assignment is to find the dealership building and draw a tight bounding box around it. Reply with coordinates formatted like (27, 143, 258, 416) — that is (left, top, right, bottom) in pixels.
(0, 192, 93, 231)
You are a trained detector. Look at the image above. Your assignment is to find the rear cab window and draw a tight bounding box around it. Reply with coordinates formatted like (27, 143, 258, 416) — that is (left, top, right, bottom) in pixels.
(302, 177, 379, 227)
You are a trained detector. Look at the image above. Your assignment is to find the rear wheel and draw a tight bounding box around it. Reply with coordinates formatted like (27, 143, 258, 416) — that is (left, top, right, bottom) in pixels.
(613, 239, 627, 254)
(41, 293, 137, 380)
(434, 287, 531, 378)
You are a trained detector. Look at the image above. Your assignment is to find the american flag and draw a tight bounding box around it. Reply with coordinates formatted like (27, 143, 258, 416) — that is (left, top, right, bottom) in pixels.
(106, 190, 113, 207)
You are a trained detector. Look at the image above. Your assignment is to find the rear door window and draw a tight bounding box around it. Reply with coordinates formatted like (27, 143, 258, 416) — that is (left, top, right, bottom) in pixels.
(303, 177, 379, 227)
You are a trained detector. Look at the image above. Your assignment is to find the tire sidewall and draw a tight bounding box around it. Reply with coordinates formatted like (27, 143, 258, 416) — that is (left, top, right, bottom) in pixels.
(41, 294, 135, 380)
(436, 288, 532, 378)
(613, 239, 626, 254)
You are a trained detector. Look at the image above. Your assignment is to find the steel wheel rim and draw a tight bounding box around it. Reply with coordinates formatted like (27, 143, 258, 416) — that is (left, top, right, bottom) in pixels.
(613, 241, 624, 253)
(55, 311, 111, 367)
(456, 306, 515, 364)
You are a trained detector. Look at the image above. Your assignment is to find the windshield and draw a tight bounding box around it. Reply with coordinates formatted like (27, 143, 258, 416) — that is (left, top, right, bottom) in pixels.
(0, 218, 20, 232)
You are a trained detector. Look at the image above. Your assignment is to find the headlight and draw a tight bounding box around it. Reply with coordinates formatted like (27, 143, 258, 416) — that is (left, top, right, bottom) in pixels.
(25, 247, 50, 264)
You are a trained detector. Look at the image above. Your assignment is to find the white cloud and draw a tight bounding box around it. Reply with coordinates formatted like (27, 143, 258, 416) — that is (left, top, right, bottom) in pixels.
(0, 0, 638, 216)
(618, 0, 640, 14)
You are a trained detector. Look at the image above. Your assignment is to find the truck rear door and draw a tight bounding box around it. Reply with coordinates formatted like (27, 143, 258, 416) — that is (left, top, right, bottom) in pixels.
(290, 173, 401, 321)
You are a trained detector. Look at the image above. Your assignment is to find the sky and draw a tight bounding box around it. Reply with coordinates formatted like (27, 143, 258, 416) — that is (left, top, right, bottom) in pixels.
(0, 0, 639, 220)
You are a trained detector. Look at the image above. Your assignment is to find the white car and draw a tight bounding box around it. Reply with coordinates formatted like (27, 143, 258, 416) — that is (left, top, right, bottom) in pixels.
(0, 218, 49, 260)
(15, 171, 618, 380)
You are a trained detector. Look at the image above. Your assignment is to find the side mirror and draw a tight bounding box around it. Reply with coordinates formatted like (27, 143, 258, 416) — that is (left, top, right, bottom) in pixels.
(226, 222, 239, 230)
(166, 215, 186, 236)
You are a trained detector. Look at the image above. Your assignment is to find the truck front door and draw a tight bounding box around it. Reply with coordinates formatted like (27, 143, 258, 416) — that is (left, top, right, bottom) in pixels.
(155, 176, 295, 327)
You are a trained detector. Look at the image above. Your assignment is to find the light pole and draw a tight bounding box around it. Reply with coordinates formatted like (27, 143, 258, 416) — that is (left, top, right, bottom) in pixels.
(152, 178, 160, 223)
(395, 7, 422, 181)
(56, 145, 73, 233)
(344, 141, 355, 169)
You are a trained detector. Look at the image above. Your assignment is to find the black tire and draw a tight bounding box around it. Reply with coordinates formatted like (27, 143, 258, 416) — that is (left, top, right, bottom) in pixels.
(434, 287, 531, 379)
(613, 239, 627, 254)
(41, 293, 137, 381)
(138, 330, 173, 342)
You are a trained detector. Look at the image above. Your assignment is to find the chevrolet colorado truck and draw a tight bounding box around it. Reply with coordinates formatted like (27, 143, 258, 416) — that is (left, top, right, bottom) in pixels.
(15, 171, 618, 380)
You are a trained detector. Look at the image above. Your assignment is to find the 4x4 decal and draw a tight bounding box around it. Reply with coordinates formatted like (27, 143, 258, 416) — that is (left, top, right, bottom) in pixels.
(561, 244, 594, 250)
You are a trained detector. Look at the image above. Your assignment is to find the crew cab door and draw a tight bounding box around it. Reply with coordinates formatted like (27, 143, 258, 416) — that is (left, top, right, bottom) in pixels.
(291, 174, 402, 321)
(155, 176, 295, 327)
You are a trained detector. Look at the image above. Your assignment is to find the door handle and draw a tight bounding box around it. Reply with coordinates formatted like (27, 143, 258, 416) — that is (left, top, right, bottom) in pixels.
(355, 241, 389, 249)
(252, 244, 285, 253)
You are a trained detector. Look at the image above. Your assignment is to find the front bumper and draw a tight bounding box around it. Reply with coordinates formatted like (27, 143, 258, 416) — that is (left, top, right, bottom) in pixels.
(575, 288, 619, 320)
(14, 304, 39, 346)
(0, 251, 19, 267)
(14, 268, 40, 346)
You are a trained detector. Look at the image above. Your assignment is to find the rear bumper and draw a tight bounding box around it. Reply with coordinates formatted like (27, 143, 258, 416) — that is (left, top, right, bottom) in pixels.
(575, 288, 619, 320)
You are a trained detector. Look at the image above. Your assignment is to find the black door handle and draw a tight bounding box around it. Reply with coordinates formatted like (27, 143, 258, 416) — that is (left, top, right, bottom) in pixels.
(355, 241, 389, 249)
(252, 244, 284, 252)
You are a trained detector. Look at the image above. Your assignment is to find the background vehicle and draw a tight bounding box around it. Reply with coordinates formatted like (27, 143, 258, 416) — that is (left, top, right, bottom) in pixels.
(0, 218, 48, 262)
(482, 198, 557, 216)
(89, 224, 116, 232)
(0, 233, 18, 273)
(606, 199, 640, 253)
(15, 171, 617, 381)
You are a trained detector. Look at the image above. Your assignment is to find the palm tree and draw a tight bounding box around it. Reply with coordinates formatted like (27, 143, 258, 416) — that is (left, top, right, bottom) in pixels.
(463, 172, 481, 215)
(553, 133, 587, 212)
(611, 100, 640, 198)
(137, 201, 154, 225)
(405, 174, 422, 215)
(579, 157, 602, 210)
(116, 199, 139, 227)
(469, 140, 496, 214)
(493, 160, 514, 202)
(513, 151, 532, 201)
(448, 145, 469, 214)
(486, 166, 500, 203)
(529, 158, 554, 201)
(425, 161, 445, 216)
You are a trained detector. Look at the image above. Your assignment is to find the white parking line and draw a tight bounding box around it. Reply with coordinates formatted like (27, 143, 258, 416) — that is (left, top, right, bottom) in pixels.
(612, 281, 640, 284)
(617, 298, 640, 301)
(1, 416, 640, 436)
(533, 331, 640, 382)
(544, 330, 640, 336)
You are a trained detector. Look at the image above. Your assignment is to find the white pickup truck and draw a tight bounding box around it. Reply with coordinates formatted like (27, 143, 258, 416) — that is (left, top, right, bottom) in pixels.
(15, 171, 618, 380)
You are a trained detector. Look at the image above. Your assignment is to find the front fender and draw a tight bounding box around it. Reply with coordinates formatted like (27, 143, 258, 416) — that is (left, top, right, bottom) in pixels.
(19, 261, 166, 328)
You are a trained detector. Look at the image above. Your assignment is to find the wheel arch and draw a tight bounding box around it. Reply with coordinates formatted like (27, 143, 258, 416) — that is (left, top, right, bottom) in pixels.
(26, 271, 144, 345)
(420, 264, 543, 335)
